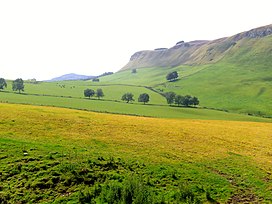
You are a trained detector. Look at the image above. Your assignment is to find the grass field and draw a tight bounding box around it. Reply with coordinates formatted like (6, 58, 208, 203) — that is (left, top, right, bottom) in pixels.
(4, 81, 166, 105)
(1, 103, 272, 203)
(99, 61, 272, 117)
(0, 91, 270, 122)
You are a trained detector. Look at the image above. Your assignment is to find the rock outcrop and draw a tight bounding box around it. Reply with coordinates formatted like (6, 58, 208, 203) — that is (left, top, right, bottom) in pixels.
(121, 24, 272, 70)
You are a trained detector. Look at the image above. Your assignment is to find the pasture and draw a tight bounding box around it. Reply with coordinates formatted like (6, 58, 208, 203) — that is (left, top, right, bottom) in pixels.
(0, 103, 272, 203)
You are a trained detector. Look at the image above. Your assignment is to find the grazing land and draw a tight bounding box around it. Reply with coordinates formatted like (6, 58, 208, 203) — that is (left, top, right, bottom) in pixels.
(0, 80, 270, 122)
(100, 61, 272, 118)
(1, 103, 272, 203)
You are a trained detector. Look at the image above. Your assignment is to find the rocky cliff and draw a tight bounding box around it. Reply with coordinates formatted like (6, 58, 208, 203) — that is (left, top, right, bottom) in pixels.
(121, 24, 272, 70)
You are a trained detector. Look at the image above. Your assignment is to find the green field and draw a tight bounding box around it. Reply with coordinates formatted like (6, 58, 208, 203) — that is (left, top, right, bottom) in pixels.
(99, 62, 272, 118)
(0, 90, 270, 122)
(1, 103, 272, 203)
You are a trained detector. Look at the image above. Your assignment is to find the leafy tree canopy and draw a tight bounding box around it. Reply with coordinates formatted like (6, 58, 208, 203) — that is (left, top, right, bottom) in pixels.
(84, 88, 95, 98)
(121, 93, 134, 103)
(164, 92, 176, 105)
(0, 78, 7, 90)
(12, 78, 24, 93)
(166, 71, 179, 81)
(138, 93, 150, 104)
(96, 88, 104, 99)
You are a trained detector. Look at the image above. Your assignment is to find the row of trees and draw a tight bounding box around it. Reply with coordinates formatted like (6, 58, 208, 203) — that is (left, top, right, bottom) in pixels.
(164, 92, 199, 107)
(84, 88, 104, 99)
(121, 93, 150, 104)
(84, 90, 150, 105)
(0, 78, 25, 93)
(84, 89, 198, 107)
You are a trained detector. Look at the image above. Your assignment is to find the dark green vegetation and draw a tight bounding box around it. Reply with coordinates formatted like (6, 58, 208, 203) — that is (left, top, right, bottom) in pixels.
(12, 78, 24, 93)
(0, 143, 205, 203)
(166, 71, 179, 82)
(0, 78, 7, 90)
(84, 88, 95, 99)
(138, 93, 150, 104)
(121, 93, 134, 103)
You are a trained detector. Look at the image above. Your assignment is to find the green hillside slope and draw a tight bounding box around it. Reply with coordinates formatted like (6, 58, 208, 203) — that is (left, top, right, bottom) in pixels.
(100, 25, 272, 117)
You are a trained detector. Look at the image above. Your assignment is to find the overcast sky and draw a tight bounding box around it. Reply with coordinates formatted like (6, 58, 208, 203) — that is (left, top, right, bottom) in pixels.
(0, 0, 271, 80)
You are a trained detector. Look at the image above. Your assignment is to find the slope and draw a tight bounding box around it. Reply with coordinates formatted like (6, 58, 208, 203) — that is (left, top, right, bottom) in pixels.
(100, 25, 272, 117)
(1, 103, 272, 203)
(121, 24, 272, 70)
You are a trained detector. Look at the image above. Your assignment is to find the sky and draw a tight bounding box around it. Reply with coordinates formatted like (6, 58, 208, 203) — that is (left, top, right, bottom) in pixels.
(0, 0, 271, 80)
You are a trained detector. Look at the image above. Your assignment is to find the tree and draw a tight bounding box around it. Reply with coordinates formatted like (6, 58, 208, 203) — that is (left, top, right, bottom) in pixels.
(12, 78, 24, 93)
(175, 95, 185, 106)
(164, 92, 176, 105)
(191, 96, 199, 106)
(166, 71, 179, 81)
(92, 78, 99, 82)
(138, 93, 150, 104)
(0, 78, 7, 90)
(96, 88, 104, 99)
(121, 93, 134, 103)
(84, 88, 95, 99)
(131, 69, 137, 74)
(182, 95, 192, 107)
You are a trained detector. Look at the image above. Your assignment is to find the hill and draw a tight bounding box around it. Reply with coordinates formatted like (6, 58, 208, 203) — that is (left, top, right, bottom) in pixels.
(47, 73, 95, 81)
(99, 24, 272, 117)
(121, 24, 272, 70)
(1, 103, 272, 203)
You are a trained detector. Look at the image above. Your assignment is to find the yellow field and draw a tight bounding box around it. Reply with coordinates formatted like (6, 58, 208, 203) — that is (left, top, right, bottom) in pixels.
(1, 103, 271, 169)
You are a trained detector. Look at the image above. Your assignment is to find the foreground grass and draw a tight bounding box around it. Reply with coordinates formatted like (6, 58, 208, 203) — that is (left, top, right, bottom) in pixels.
(0, 103, 272, 203)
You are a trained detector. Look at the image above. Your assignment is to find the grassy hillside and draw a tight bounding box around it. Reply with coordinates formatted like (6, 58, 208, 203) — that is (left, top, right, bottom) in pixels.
(1, 103, 272, 203)
(111, 26, 272, 117)
(98, 62, 272, 117)
(4, 81, 166, 105)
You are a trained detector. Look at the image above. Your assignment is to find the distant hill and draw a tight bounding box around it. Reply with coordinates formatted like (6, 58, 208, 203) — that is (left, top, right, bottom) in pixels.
(121, 24, 272, 70)
(47, 73, 95, 81)
(100, 24, 272, 117)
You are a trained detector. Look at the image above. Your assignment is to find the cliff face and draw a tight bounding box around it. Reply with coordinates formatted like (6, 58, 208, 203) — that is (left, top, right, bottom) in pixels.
(121, 24, 272, 70)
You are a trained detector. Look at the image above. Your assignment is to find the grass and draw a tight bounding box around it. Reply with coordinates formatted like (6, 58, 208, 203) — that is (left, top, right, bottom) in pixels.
(4, 81, 166, 105)
(0, 103, 272, 203)
(0, 91, 270, 122)
(99, 61, 272, 117)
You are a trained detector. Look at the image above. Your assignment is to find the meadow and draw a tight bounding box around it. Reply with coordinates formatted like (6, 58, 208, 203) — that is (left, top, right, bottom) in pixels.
(1, 76, 271, 122)
(99, 61, 272, 117)
(0, 103, 272, 203)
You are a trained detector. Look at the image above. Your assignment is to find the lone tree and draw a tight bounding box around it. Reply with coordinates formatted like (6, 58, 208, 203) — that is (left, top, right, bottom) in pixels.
(96, 88, 104, 99)
(175, 95, 185, 106)
(12, 78, 24, 93)
(138, 93, 150, 104)
(121, 93, 134, 103)
(164, 92, 176, 105)
(0, 78, 7, 90)
(84, 88, 95, 99)
(166, 71, 179, 81)
(131, 68, 137, 74)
